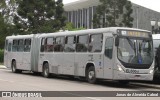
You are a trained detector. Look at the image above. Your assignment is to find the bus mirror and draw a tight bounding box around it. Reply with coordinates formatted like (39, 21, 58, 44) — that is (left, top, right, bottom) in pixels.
(115, 37, 119, 46)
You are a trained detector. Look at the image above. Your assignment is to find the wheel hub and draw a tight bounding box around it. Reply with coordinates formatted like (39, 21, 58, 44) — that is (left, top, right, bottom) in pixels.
(88, 71, 94, 79)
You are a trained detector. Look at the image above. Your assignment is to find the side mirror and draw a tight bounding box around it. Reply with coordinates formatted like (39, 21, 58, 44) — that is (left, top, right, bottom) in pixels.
(115, 37, 119, 47)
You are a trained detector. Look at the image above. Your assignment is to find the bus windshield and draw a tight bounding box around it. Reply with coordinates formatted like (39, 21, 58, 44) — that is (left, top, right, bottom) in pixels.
(118, 37, 153, 64)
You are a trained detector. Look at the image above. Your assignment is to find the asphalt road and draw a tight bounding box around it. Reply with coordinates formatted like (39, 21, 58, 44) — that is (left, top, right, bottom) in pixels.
(0, 68, 160, 100)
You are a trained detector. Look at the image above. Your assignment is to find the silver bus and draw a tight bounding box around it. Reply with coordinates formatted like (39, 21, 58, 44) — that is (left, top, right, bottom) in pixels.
(4, 27, 154, 84)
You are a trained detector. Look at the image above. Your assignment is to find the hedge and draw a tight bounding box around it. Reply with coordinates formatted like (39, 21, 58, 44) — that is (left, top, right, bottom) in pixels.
(0, 49, 4, 63)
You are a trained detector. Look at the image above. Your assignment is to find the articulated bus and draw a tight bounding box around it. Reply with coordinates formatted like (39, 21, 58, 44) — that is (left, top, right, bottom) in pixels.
(4, 27, 154, 84)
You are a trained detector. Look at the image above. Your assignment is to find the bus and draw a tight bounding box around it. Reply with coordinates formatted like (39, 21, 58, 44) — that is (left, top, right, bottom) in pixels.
(4, 27, 154, 84)
(152, 34, 160, 77)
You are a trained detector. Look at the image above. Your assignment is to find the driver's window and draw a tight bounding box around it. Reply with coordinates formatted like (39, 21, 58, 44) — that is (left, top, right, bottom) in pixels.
(105, 38, 113, 59)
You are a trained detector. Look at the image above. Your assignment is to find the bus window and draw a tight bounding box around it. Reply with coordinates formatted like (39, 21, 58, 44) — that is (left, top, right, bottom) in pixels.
(64, 36, 76, 52)
(17, 39, 24, 52)
(8, 43, 12, 52)
(46, 37, 55, 52)
(54, 37, 65, 52)
(41, 38, 45, 52)
(76, 35, 88, 52)
(89, 34, 103, 52)
(5, 40, 8, 51)
(12, 40, 18, 52)
(24, 39, 31, 52)
(105, 38, 113, 59)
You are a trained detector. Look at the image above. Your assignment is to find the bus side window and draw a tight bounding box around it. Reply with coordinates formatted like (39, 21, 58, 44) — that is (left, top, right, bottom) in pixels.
(5, 40, 8, 51)
(64, 36, 76, 52)
(76, 35, 88, 52)
(54, 37, 65, 52)
(46, 37, 54, 52)
(24, 39, 31, 52)
(12, 40, 18, 52)
(105, 38, 114, 59)
(8, 43, 12, 52)
(89, 34, 103, 52)
(17, 39, 24, 52)
(41, 38, 45, 52)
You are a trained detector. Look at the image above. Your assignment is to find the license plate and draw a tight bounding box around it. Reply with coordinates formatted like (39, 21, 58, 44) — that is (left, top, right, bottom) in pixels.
(126, 69, 139, 74)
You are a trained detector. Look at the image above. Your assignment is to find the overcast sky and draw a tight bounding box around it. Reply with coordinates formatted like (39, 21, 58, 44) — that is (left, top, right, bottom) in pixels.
(63, 0, 160, 12)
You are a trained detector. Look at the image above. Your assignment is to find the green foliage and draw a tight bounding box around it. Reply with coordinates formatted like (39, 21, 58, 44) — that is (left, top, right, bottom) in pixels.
(93, 0, 134, 28)
(14, 0, 66, 34)
(65, 22, 85, 31)
(0, 49, 4, 63)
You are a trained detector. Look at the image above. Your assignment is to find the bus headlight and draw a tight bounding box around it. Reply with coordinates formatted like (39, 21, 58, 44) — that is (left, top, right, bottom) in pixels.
(149, 66, 154, 74)
(117, 64, 124, 72)
(149, 69, 154, 74)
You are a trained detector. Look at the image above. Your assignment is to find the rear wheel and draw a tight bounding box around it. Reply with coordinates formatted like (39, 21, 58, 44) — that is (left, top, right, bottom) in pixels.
(11, 61, 22, 73)
(86, 66, 96, 84)
(43, 63, 50, 78)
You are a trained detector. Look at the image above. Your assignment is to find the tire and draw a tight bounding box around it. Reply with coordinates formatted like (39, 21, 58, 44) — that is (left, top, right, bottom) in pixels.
(43, 63, 50, 78)
(11, 61, 22, 73)
(86, 66, 96, 84)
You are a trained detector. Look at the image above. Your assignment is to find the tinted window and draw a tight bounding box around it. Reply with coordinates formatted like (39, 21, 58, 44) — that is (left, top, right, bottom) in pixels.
(5, 40, 8, 51)
(105, 38, 113, 59)
(8, 43, 12, 52)
(76, 35, 88, 52)
(12, 40, 18, 52)
(24, 39, 31, 52)
(41, 38, 45, 52)
(54, 37, 65, 52)
(64, 36, 76, 52)
(89, 34, 103, 52)
(17, 39, 24, 52)
(46, 37, 55, 52)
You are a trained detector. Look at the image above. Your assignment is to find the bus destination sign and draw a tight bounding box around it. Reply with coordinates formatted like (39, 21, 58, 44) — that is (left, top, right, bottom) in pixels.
(119, 30, 149, 38)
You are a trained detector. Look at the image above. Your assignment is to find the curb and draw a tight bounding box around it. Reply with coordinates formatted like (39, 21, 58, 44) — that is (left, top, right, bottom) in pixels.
(0, 65, 7, 69)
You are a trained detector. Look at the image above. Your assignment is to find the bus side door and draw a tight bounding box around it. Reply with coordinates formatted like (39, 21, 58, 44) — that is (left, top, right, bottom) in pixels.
(103, 37, 114, 79)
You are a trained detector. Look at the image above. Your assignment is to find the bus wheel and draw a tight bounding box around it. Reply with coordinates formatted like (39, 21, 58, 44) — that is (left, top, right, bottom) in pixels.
(11, 61, 22, 73)
(43, 63, 50, 78)
(86, 66, 96, 84)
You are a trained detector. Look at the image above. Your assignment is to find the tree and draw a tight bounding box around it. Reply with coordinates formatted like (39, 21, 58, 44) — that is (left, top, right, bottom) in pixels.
(14, 0, 66, 34)
(0, 13, 15, 48)
(93, 0, 134, 28)
(0, 0, 18, 24)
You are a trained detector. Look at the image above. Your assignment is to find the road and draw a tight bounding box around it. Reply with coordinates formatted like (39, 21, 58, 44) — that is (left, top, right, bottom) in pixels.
(0, 68, 160, 100)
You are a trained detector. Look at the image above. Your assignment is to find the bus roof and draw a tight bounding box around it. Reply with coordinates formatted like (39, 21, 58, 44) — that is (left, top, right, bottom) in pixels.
(39, 27, 151, 38)
(6, 34, 35, 40)
(5, 27, 150, 39)
(152, 34, 160, 40)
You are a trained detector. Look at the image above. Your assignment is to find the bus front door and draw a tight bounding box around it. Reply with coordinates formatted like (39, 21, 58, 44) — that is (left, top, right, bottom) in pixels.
(103, 37, 114, 79)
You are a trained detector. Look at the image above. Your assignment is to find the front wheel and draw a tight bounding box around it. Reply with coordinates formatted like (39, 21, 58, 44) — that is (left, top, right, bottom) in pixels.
(43, 63, 50, 78)
(86, 66, 96, 84)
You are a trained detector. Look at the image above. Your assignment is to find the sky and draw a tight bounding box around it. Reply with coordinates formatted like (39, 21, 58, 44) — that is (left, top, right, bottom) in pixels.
(63, 0, 160, 12)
